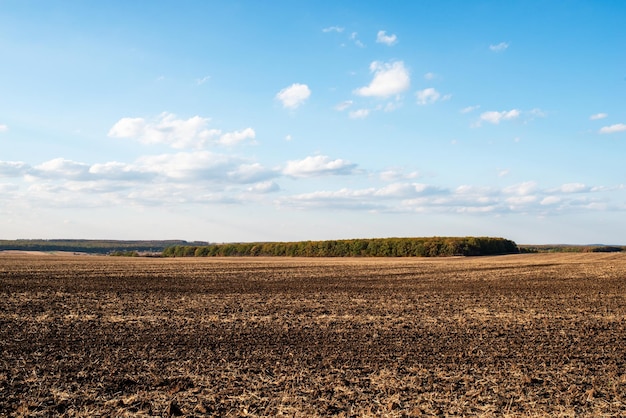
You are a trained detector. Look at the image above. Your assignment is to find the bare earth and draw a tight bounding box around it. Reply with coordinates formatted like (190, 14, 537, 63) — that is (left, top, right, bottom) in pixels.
(1, 253, 626, 417)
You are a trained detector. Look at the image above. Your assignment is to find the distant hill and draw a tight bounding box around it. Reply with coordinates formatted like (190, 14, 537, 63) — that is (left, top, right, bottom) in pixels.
(0, 239, 209, 255)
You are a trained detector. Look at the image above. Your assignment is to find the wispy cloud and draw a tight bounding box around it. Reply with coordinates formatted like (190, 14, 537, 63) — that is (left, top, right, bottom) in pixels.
(354, 61, 410, 98)
(461, 105, 480, 114)
(349, 109, 370, 119)
(376, 30, 397, 46)
(322, 26, 344, 33)
(489, 42, 509, 52)
(350, 32, 364, 48)
(276, 83, 311, 109)
(599, 123, 626, 134)
(334, 100, 353, 111)
(590, 113, 608, 120)
(0, 124, 8, 132)
(196, 75, 211, 85)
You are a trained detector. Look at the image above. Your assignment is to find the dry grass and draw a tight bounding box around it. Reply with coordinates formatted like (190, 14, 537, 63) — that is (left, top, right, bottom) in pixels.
(2, 253, 626, 416)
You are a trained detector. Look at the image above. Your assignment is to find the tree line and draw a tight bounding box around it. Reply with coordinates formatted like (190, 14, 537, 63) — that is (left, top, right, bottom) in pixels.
(0, 239, 208, 254)
(163, 237, 519, 258)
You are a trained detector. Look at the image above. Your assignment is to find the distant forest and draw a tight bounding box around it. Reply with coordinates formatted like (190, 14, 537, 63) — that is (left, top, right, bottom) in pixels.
(0, 239, 208, 255)
(163, 237, 520, 258)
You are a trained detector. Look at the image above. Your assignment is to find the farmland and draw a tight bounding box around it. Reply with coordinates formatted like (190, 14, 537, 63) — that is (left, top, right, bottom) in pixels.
(2, 253, 626, 416)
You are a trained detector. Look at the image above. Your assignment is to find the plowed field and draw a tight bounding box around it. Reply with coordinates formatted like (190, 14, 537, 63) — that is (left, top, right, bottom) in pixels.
(2, 253, 626, 416)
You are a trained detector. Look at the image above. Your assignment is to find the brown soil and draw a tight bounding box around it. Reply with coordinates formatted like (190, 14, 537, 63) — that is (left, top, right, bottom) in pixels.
(1, 253, 626, 416)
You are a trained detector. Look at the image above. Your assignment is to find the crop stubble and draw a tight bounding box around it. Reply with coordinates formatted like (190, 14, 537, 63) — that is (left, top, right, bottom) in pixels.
(1, 253, 626, 416)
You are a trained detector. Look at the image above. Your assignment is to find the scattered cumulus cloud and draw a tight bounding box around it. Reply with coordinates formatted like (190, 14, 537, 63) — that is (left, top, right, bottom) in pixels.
(350, 32, 364, 48)
(107, 112, 258, 149)
(283, 155, 358, 178)
(479, 109, 520, 125)
(276, 83, 311, 109)
(34, 158, 90, 180)
(217, 128, 256, 146)
(354, 61, 410, 98)
(247, 181, 280, 194)
(590, 113, 608, 120)
(376, 30, 397, 46)
(1, 153, 622, 217)
(227, 162, 275, 183)
(416, 88, 450, 105)
(489, 42, 510, 52)
(599, 123, 626, 134)
(504, 181, 537, 196)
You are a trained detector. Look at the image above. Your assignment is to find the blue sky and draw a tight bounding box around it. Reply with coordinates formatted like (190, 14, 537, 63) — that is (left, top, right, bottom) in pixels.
(1, 1, 625, 244)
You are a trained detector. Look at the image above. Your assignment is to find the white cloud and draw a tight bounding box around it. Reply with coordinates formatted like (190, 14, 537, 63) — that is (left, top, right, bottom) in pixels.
(498, 169, 510, 177)
(108, 117, 145, 138)
(0, 161, 30, 177)
(354, 61, 410, 98)
(108, 113, 222, 148)
(108, 113, 254, 148)
(135, 151, 246, 182)
(424, 72, 437, 80)
(376, 30, 397, 46)
(416, 88, 450, 105)
(88, 161, 149, 181)
(247, 181, 280, 194)
(217, 128, 256, 146)
(276, 83, 311, 109)
(479, 109, 520, 125)
(322, 26, 344, 33)
(599, 123, 626, 134)
(559, 183, 589, 193)
(285, 134, 293, 141)
(227, 163, 275, 183)
(34, 158, 90, 180)
(504, 181, 537, 196)
(349, 109, 370, 119)
(590, 113, 608, 120)
(541, 196, 561, 206)
(0, 124, 8, 132)
(283, 155, 358, 177)
(489, 42, 509, 52)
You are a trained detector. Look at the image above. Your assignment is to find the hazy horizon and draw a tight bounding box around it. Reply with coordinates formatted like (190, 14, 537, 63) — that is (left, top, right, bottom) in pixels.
(1, 1, 625, 244)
